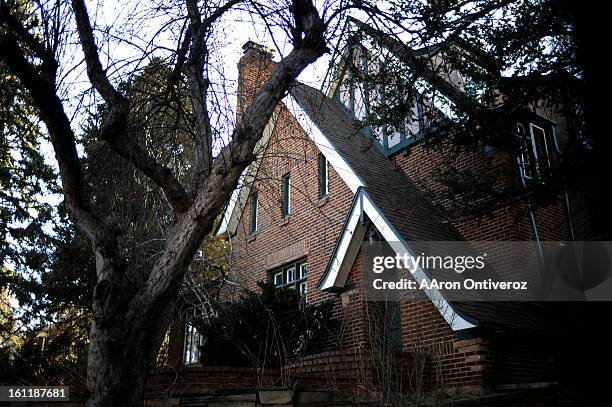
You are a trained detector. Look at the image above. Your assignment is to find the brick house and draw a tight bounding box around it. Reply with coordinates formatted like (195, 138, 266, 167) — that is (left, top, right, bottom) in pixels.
(159, 19, 590, 400)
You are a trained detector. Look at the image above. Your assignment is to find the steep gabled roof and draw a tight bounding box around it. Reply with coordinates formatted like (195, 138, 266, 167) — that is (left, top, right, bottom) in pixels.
(289, 83, 558, 336)
(290, 83, 460, 242)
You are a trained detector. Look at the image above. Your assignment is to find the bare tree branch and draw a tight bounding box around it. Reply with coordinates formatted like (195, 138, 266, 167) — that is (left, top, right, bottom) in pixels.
(183, 0, 243, 181)
(138, 0, 328, 309)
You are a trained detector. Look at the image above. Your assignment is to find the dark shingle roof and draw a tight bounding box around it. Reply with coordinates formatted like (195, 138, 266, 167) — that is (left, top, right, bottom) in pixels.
(290, 83, 460, 242)
(289, 83, 557, 336)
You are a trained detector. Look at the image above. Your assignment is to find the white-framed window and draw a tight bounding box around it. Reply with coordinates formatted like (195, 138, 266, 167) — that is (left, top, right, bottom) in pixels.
(281, 173, 291, 218)
(250, 191, 258, 234)
(318, 153, 329, 199)
(299, 263, 308, 279)
(183, 323, 204, 365)
(299, 281, 308, 301)
(271, 259, 308, 301)
(273, 271, 284, 286)
(287, 267, 296, 283)
(516, 123, 532, 181)
(517, 121, 553, 183)
(529, 123, 551, 176)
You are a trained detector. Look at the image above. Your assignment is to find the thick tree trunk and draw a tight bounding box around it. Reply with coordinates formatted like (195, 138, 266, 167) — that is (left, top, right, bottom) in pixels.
(85, 198, 219, 407)
(1, 2, 327, 406)
(87, 300, 174, 407)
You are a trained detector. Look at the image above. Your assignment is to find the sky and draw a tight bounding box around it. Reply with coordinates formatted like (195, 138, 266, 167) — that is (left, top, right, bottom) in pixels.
(56, 0, 338, 130)
(6, 0, 342, 314)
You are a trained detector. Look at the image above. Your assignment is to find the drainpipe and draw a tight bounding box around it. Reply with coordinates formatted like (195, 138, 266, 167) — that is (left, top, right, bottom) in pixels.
(564, 190, 576, 241)
(528, 199, 547, 294)
(551, 123, 577, 241)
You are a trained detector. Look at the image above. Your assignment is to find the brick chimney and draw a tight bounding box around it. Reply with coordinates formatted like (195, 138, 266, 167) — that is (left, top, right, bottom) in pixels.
(237, 41, 277, 118)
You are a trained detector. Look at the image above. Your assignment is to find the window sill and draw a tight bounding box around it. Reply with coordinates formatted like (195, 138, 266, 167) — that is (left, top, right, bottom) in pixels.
(247, 232, 258, 243)
(278, 216, 290, 226)
(317, 195, 329, 207)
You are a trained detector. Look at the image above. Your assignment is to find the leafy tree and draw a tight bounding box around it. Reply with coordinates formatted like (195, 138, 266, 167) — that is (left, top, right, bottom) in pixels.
(341, 0, 601, 228)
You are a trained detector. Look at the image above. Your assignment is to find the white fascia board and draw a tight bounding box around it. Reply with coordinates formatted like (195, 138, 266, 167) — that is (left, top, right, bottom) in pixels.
(216, 107, 280, 236)
(318, 193, 367, 290)
(286, 94, 475, 331)
(359, 189, 476, 331)
(320, 188, 475, 331)
(284, 94, 366, 193)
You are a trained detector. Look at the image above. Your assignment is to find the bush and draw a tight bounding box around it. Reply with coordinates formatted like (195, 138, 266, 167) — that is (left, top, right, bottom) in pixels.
(198, 282, 336, 368)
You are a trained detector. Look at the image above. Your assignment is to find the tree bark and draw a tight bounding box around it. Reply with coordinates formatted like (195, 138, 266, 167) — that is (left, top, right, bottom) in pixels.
(1, 0, 327, 405)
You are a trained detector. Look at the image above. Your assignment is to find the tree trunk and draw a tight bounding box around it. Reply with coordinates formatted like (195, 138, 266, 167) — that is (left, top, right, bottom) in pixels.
(87, 299, 175, 407)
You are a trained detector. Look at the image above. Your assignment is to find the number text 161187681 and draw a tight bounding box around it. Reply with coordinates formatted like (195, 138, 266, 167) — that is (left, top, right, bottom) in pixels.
(0, 386, 69, 401)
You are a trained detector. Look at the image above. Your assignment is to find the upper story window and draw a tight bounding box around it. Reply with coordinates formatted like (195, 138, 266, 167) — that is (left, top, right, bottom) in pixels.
(336, 47, 444, 156)
(183, 323, 203, 365)
(318, 154, 328, 199)
(250, 191, 258, 234)
(281, 173, 291, 218)
(516, 121, 554, 183)
(271, 259, 308, 301)
(463, 70, 489, 104)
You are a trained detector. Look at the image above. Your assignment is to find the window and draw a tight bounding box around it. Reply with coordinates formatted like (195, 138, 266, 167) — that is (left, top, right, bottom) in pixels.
(336, 48, 438, 156)
(287, 266, 296, 283)
(299, 281, 308, 298)
(318, 154, 328, 198)
(529, 123, 551, 176)
(271, 259, 308, 300)
(273, 271, 284, 286)
(299, 263, 308, 279)
(250, 191, 258, 234)
(464, 72, 488, 103)
(517, 121, 553, 183)
(281, 173, 291, 218)
(183, 323, 204, 365)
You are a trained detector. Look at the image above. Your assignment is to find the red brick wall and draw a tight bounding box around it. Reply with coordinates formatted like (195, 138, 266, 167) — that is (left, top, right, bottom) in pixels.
(393, 138, 590, 242)
(166, 319, 184, 369)
(162, 44, 575, 397)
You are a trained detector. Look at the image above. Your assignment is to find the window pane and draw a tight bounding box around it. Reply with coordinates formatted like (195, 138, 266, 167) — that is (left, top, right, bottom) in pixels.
(405, 96, 421, 139)
(287, 267, 296, 283)
(274, 272, 283, 286)
(183, 323, 202, 365)
(530, 124, 550, 177)
(387, 129, 402, 148)
(354, 84, 367, 121)
(250, 192, 258, 233)
(517, 123, 534, 180)
(338, 68, 354, 112)
(281, 174, 290, 217)
(319, 154, 328, 198)
(300, 263, 308, 279)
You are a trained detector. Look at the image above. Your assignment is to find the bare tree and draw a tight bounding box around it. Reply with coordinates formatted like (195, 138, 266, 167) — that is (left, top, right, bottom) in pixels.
(0, 0, 328, 405)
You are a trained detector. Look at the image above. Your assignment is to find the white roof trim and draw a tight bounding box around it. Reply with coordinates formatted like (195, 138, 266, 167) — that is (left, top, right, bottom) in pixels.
(318, 191, 368, 290)
(286, 94, 475, 331)
(319, 188, 476, 331)
(218, 92, 474, 331)
(284, 94, 366, 193)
